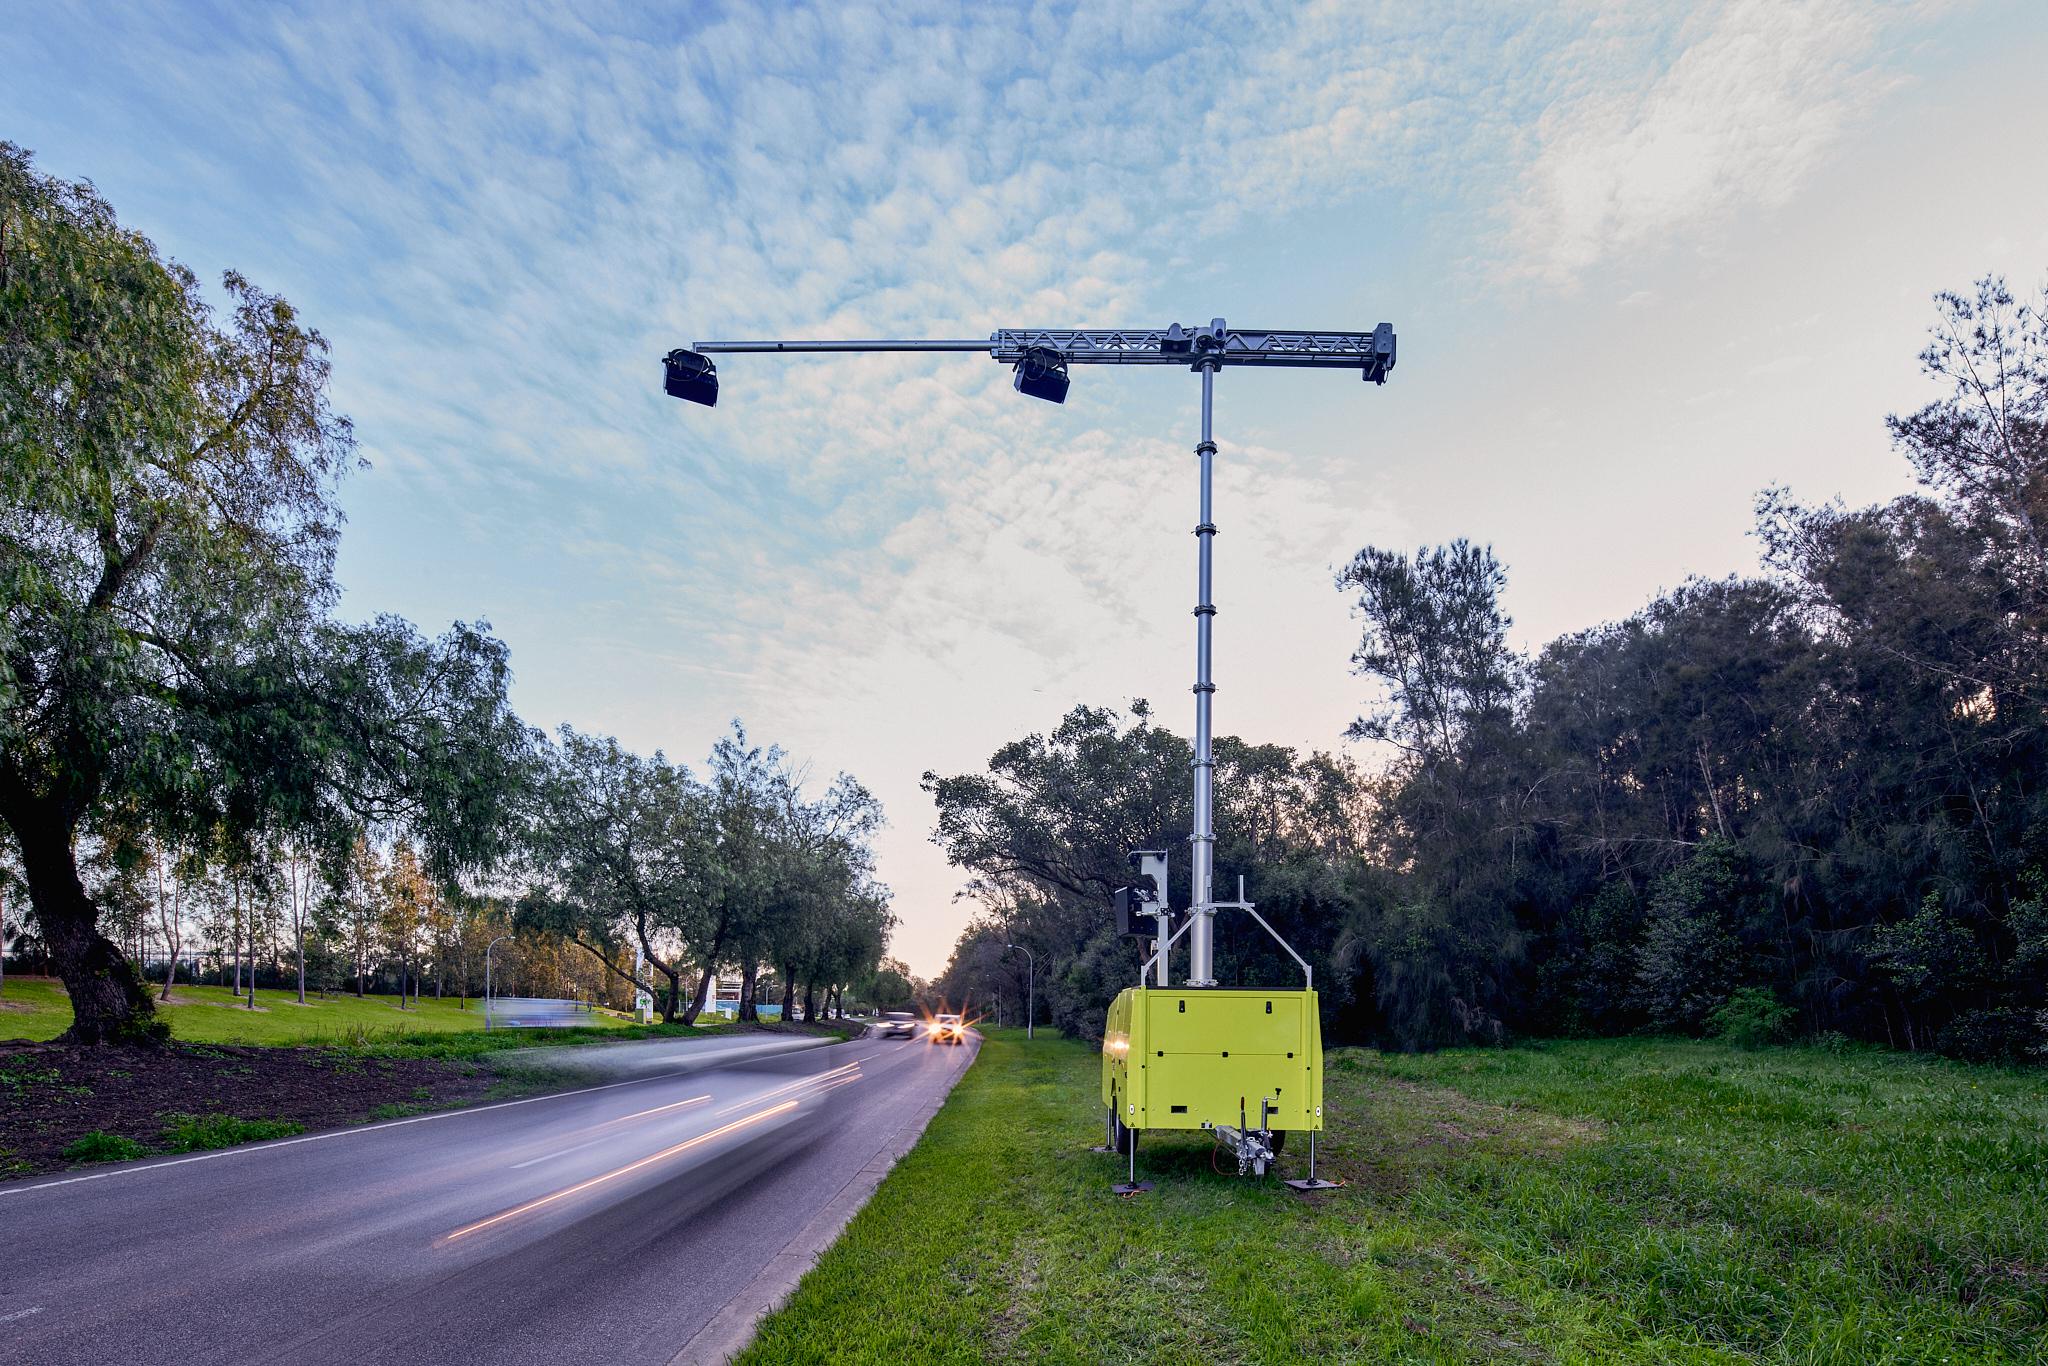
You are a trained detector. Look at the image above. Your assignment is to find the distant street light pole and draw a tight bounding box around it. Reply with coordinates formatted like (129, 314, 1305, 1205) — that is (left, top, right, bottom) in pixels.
(1003, 943, 1035, 1041)
(484, 934, 513, 1032)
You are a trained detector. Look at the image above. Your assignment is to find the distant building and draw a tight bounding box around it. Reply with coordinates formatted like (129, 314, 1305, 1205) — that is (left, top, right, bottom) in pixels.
(709, 975, 781, 1019)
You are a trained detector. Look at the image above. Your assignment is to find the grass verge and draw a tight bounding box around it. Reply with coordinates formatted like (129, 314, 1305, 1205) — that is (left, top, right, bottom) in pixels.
(0, 977, 647, 1045)
(739, 1030, 2048, 1364)
(0, 977, 850, 1055)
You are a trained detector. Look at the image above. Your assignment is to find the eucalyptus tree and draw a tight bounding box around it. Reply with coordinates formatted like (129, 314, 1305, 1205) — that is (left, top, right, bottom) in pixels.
(765, 772, 887, 1020)
(703, 724, 797, 1022)
(0, 145, 531, 1041)
(520, 727, 714, 1022)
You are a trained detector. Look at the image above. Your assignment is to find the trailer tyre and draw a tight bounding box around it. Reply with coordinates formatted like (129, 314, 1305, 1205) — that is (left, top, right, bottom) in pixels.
(1112, 1112, 1136, 1158)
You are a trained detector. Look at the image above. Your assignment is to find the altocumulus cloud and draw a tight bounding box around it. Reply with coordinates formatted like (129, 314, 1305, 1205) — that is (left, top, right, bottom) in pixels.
(4, 0, 1958, 968)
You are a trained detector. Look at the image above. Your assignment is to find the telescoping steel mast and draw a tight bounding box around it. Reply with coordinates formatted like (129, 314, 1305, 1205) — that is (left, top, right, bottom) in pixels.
(663, 319, 1396, 993)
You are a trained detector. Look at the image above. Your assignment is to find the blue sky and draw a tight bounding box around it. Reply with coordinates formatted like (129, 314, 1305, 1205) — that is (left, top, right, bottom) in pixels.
(10, 1, 2048, 973)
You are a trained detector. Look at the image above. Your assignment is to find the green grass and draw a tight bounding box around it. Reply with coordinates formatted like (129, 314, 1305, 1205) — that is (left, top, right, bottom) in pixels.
(2, 975, 850, 1066)
(0, 977, 644, 1046)
(158, 1111, 304, 1151)
(54, 1114, 303, 1163)
(60, 1131, 150, 1164)
(740, 1031, 2048, 1364)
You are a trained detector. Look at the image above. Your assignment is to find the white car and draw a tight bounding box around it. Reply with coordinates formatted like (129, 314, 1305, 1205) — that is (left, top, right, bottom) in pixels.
(927, 1013, 966, 1045)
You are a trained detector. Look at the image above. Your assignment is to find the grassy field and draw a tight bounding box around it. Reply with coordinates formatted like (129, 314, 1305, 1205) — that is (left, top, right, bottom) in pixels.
(0, 976, 641, 1046)
(740, 1030, 2048, 1364)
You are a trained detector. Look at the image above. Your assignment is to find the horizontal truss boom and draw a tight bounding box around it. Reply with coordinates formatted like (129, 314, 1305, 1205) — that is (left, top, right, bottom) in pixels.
(690, 322, 1395, 377)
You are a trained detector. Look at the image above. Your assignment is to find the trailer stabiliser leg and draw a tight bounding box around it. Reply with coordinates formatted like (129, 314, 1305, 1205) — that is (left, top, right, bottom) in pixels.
(1112, 1123, 1153, 1196)
(1285, 1128, 1342, 1193)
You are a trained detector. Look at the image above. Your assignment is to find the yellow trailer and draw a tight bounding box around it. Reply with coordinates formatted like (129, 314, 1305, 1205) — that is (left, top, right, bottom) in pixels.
(1097, 857, 1338, 1192)
(1101, 987, 1323, 1174)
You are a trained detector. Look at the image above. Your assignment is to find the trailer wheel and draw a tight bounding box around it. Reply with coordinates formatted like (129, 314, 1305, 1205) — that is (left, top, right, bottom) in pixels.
(1269, 1128, 1286, 1154)
(1112, 1111, 1137, 1158)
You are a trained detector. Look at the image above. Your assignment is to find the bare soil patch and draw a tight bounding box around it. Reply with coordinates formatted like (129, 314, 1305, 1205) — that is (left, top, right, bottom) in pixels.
(0, 1040, 498, 1179)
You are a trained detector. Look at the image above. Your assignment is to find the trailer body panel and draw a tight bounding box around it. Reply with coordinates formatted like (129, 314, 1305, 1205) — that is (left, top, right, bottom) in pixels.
(1101, 987, 1322, 1134)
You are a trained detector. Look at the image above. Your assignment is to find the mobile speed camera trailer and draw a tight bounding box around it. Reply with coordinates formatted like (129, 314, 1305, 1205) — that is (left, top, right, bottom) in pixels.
(661, 317, 1396, 1193)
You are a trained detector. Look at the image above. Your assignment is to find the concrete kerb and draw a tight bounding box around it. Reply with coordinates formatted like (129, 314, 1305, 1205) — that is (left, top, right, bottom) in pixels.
(669, 1035, 980, 1366)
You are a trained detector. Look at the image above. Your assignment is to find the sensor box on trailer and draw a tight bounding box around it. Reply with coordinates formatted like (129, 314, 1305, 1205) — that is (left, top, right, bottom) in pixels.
(1101, 987, 1323, 1138)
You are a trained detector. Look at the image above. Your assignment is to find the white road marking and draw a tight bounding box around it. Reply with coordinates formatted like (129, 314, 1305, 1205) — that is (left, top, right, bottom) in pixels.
(0, 1306, 45, 1324)
(0, 1039, 847, 1200)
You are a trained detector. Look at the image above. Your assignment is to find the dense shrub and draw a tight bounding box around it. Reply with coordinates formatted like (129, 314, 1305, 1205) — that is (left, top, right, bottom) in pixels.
(1932, 1009, 2048, 1064)
(1708, 987, 1795, 1048)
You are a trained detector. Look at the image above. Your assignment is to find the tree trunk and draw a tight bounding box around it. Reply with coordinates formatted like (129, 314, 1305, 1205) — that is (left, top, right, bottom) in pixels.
(739, 959, 758, 1022)
(156, 856, 180, 1004)
(683, 957, 718, 1026)
(4, 797, 159, 1044)
(682, 921, 728, 1026)
(658, 960, 681, 1023)
(802, 981, 817, 1024)
(780, 967, 796, 1021)
(295, 922, 306, 1005)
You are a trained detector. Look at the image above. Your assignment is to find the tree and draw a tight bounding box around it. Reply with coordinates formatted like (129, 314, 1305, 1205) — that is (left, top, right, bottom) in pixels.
(148, 839, 189, 1002)
(705, 724, 799, 1024)
(281, 841, 320, 1005)
(1336, 540, 1516, 762)
(1, 145, 351, 1038)
(0, 146, 532, 1041)
(927, 701, 1375, 1040)
(1332, 540, 1526, 1046)
(0, 860, 20, 998)
(336, 835, 383, 996)
(382, 839, 428, 1009)
(520, 729, 707, 1022)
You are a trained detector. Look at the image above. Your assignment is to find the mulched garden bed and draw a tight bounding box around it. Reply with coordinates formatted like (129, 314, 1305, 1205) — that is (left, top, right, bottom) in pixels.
(0, 1040, 500, 1179)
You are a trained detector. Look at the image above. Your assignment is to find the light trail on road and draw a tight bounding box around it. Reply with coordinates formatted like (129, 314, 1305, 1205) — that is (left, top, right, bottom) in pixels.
(714, 1059, 863, 1117)
(442, 1100, 800, 1244)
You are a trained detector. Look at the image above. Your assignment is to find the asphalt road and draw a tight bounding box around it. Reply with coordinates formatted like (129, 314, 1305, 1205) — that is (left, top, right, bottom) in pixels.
(0, 1029, 977, 1365)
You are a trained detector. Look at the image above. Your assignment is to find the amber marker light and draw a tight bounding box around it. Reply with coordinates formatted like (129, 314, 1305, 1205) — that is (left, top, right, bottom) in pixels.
(439, 1100, 799, 1244)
